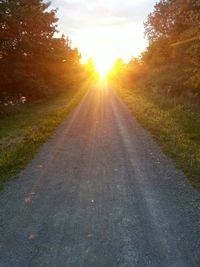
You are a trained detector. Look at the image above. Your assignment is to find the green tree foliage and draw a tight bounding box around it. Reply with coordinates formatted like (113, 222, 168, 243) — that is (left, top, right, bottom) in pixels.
(143, 0, 200, 99)
(0, 0, 84, 101)
(116, 1, 200, 102)
(145, 0, 200, 43)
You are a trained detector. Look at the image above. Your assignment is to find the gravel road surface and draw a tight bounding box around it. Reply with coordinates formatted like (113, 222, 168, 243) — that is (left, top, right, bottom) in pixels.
(0, 83, 199, 266)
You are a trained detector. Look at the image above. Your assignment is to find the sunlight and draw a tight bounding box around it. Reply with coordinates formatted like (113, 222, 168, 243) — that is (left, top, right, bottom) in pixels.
(95, 64, 109, 78)
(94, 57, 113, 78)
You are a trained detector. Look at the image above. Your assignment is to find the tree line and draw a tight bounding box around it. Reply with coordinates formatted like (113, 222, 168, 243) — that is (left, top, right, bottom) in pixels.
(110, 0, 200, 103)
(0, 0, 87, 103)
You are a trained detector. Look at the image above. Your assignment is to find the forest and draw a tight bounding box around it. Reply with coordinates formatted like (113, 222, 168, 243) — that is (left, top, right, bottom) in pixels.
(0, 0, 90, 109)
(2, 1, 199, 104)
(110, 0, 200, 103)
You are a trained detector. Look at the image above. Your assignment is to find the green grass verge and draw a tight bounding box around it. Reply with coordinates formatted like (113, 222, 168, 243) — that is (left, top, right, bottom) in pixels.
(0, 84, 89, 189)
(115, 86, 200, 188)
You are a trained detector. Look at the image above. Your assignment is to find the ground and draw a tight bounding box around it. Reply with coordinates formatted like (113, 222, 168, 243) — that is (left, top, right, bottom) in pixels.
(0, 82, 199, 266)
(0, 83, 88, 188)
(114, 86, 200, 187)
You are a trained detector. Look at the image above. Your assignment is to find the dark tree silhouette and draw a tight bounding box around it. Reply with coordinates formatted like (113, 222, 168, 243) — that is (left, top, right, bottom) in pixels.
(0, 0, 84, 101)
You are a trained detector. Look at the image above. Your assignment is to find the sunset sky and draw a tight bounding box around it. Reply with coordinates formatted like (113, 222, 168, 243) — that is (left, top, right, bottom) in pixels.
(51, 0, 157, 70)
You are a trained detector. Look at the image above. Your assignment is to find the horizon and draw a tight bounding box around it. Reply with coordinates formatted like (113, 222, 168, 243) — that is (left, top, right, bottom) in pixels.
(51, 0, 157, 69)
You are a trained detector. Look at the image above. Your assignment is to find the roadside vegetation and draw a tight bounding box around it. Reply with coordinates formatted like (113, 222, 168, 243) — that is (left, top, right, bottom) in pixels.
(0, 82, 90, 189)
(108, 0, 200, 187)
(114, 86, 200, 188)
(0, 0, 98, 188)
(0, 0, 87, 104)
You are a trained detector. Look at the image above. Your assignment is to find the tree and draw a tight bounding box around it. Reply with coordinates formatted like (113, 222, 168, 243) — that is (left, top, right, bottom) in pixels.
(143, 0, 200, 98)
(145, 0, 200, 43)
(0, 0, 83, 100)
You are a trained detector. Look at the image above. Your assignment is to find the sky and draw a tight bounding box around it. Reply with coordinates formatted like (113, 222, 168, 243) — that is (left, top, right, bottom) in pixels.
(51, 0, 157, 71)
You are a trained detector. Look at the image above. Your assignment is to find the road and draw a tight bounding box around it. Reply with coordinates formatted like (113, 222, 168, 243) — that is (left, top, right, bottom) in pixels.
(0, 82, 200, 267)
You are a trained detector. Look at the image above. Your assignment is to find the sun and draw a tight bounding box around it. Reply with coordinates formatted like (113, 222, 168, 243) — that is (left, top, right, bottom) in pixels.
(94, 57, 113, 78)
(96, 64, 108, 78)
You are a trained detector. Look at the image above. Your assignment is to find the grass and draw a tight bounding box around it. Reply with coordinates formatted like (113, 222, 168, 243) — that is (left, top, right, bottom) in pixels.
(115, 86, 200, 188)
(0, 83, 89, 189)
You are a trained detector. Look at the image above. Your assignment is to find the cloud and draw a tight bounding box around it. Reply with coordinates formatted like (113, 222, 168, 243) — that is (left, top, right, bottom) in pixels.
(52, 0, 156, 26)
(50, 0, 157, 61)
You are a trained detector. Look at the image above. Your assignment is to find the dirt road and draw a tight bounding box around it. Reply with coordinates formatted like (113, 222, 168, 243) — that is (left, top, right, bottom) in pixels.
(0, 82, 199, 266)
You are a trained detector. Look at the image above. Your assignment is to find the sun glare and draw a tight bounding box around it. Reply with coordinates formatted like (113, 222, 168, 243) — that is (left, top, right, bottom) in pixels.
(94, 57, 113, 78)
